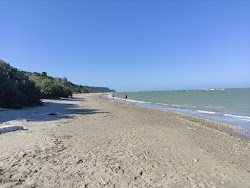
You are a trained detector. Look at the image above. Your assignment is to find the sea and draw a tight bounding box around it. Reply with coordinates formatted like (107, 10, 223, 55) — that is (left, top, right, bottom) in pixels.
(107, 88, 250, 138)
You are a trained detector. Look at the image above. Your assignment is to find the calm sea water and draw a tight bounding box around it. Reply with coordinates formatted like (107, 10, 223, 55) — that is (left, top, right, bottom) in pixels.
(108, 88, 250, 137)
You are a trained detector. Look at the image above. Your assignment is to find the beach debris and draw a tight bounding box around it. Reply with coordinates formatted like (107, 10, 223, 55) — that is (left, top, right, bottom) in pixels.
(56, 146, 67, 152)
(23, 153, 27, 158)
(77, 159, 83, 164)
(18, 179, 25, 183)
(32, 113, 57, 116)
(3, 121, 14, 125)
(53, 139, 62, 145)
(48, 113, 57, 116)
(3, 119, 27, 126)
(0, 125, 24, 134)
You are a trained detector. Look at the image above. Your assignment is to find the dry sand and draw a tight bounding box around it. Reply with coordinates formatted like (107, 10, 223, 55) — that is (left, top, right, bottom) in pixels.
(0, 93, 249, 188)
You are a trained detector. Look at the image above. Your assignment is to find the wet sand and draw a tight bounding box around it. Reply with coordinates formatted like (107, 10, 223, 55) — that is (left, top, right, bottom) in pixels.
(0, 93, 249, 187)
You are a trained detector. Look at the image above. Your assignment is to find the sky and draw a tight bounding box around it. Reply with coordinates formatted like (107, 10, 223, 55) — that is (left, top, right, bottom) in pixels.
(0, 0, 249, 92)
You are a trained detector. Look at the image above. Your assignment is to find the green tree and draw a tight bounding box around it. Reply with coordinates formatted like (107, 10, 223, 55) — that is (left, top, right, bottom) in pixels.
(0, 60, 41, 108)
(41, 72, 47, 77)
(34, 77, 72, 98)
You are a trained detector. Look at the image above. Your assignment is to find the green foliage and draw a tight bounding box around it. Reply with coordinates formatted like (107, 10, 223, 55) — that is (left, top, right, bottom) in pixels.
(34, 77, 72, 99)
(29, 73, 98, 94)
(41, 72, 47, 77)
(66, 84, 96, 94)
(0, 60, 113, 108)
(0, 60, 41, 108)
(25, 72, 114, 93)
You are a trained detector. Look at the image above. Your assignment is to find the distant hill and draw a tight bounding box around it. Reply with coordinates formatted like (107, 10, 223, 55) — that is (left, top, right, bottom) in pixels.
(80, 86, 115, 92)
(22, 71, 115, 93)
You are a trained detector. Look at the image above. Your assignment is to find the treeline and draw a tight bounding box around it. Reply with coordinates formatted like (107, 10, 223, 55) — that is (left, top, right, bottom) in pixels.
(32, 75, 73, 99)
(0, 60, 111, 108)
(25, 72, 98, 94)
(0, 60, 41, 108)
(25, 71, 115, 93)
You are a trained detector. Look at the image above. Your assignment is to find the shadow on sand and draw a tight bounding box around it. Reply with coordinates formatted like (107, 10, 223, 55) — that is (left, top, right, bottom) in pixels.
(0, 96, 108, 124)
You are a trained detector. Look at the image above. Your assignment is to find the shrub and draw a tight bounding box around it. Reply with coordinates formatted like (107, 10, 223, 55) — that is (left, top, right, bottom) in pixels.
(0, 60, 41, 108)
(34, 77, 72, 98)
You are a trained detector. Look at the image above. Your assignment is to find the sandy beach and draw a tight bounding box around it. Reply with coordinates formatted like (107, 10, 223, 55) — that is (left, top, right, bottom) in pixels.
(0, 93, 249, 188)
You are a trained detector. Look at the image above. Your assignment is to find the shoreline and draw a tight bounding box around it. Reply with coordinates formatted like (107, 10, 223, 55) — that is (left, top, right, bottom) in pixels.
(104, 94, 249, 142)
(106, 93, 250, 138)
(0, 93, 249, 187)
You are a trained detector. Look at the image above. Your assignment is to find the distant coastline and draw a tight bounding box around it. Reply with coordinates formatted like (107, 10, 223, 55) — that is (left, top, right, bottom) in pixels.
(172, 88, 227, 92)
(196, 88, 226, 91)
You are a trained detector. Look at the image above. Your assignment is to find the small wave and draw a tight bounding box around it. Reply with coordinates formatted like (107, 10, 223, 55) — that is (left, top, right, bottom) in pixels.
(108, 94, 250, 122)
(224, 114, 250, 120)
(197, 110, 217, 115)
(196, 110, 250, 122)
(108, 95, 150, 104)
(156, 103, 165, 105)
(107, 93, 113, 98)
(156, 103, 183, 108)
(126, 99, 150, 104)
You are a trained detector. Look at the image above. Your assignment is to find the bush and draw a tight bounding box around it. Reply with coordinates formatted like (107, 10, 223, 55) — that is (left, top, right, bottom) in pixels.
(34, 77, 72, 98)
(0, 60, 42, 108)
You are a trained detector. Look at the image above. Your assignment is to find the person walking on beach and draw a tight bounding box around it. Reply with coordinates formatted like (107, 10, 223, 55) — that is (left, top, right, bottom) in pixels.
(125, 93, 127, 102)
(112, 94, 114, 99)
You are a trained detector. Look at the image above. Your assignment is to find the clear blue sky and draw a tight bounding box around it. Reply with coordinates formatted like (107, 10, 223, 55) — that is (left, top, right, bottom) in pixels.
(1, 0, 249, 91)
